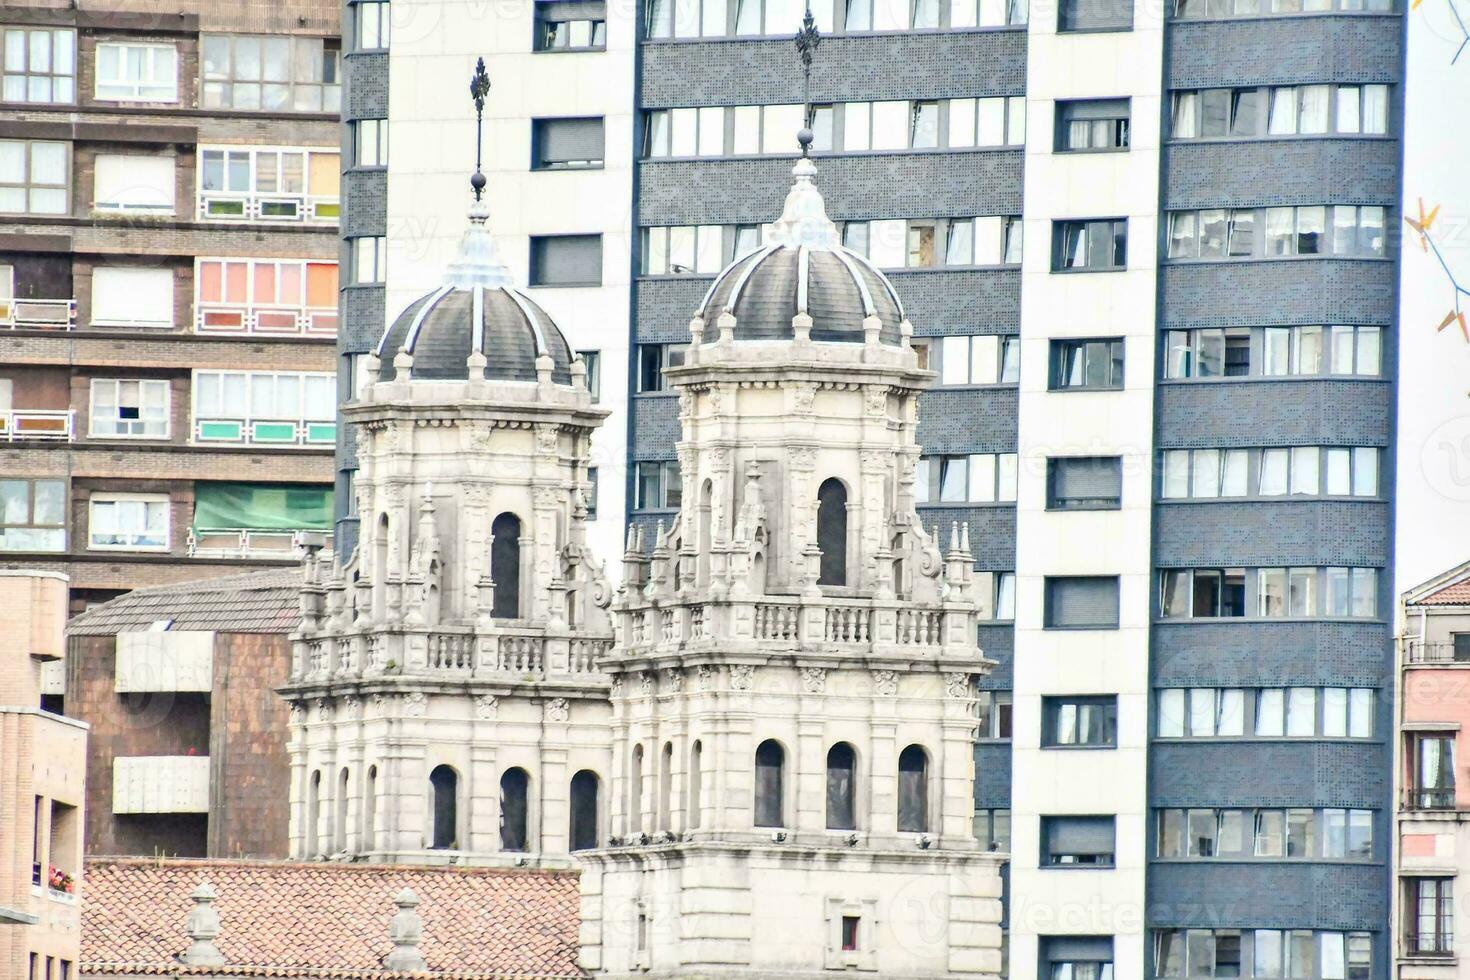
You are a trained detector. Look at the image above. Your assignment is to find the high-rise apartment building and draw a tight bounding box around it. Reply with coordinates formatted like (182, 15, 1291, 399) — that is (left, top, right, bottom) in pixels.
(347, 0, 1401, 974)
(0, 1, 340, 613)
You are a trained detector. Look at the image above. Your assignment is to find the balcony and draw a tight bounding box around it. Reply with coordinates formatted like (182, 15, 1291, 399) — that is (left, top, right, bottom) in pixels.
(0, 298, 76, 330)
(112, 755, 210, 814)
(0, 410, 74, 441)
(1405, 640, 1470, 665)
(290, 626, 615, 684)
(188, 527, 331, 560)
(195, 304, 338, 337)
(1403, 787, 1458, 811)
(1405, 934, 1454, 958)
(194, 416, 336, 447)
(197, 191, 339, 224)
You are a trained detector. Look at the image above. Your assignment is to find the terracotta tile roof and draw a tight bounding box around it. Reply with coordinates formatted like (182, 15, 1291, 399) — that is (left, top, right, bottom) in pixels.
(68, 569, 303, 636)
(1413, 578, 1470, 606)
(81, 858, 584, 979)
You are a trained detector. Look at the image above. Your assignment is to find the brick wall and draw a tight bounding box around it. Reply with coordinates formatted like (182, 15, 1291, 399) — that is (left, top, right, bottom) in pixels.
(209, 634, 291, 858)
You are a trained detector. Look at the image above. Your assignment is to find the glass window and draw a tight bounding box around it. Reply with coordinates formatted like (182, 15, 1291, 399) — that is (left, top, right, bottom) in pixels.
(95, 42, 177, 101)
(356, 0, 393, 49)
(0, 478, 65, 552)
(89, 379, 169, 438)
(1049, 338, 1124, 390)
(354, 119, 388, 167)
(0, 139, 67, 215)
(89, 495, 169, 550)
(202, 34, 340, 113)
(1, 27, 75, 103)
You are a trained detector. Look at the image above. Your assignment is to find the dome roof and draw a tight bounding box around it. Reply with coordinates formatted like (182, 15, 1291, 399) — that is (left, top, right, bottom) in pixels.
(695, 157, 906, 345)
(376, 206, 574, 384)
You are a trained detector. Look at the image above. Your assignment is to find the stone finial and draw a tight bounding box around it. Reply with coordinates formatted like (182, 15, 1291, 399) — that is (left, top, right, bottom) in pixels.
(384, 888, 427, 972)
(571, 354, 587, 391)
(182, 881, 226, 967)
(535, 353, 554, 389)
(392, 346, 414, 381)
(466, 349, 488, 381)
(362, 351, 382, 391)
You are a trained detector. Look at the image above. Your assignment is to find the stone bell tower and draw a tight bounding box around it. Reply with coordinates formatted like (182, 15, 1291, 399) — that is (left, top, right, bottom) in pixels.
(280, 62, 615, 869)
(576, 21, 1003, 977)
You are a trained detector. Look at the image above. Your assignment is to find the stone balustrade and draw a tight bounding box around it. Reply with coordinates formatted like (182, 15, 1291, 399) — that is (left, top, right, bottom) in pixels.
(288, 626, 614, 683)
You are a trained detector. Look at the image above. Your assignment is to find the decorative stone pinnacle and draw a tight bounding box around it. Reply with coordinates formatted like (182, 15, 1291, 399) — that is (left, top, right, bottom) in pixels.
(182, 881, 226, 967)
(384, 888, 427, 972)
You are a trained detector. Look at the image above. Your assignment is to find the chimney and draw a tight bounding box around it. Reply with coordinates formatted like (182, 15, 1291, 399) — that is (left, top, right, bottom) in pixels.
(181, 881, 226, 967)
(384, 887, 427, 972)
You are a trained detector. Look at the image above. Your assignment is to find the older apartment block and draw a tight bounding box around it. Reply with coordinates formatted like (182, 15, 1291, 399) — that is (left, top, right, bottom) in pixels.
(0, 1, 340, 613)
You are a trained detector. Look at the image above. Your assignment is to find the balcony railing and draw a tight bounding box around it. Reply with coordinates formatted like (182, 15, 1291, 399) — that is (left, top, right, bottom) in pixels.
(195, 304, 338, 336)
(1403, 787, 1458, 810)
(1406, 933, 1454, 957)
(194, 416, 336, 447)
(290, 627, 614, 683)
(188, 528, 332, 560)
(0, 410, 74, 441)
(1405, 640, 1470, 664)
(197, 192, 339, 224)
(0, 298, 76, 330)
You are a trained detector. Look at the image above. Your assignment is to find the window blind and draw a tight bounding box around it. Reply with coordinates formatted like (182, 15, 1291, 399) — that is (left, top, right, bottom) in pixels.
(1044, 815, 1115, 856)
(94, 154, 175, 211)
(1051, 457, 1121, 503)
(535, 117, 605, 166)
(1045, 576, 1119, 628)
(92, 267, 173, 327)
(531, 235, 602, 286)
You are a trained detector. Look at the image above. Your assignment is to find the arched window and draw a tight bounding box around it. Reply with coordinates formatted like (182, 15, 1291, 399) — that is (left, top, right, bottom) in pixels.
(336, 767, 350, 852)
(500, 767, 530, 852)
(817, 478, 848, 587)
(658, 742, 674, 831)
(372, 513, 389, 618)
(754, 739, 785, 828)
(826, 743, 857, 831)
(363, 765, 377, 852)
(429, 765, 458, 849)
(688, 740, 703, 830)
(490, 513, 522, 619)
(697, 479, 713, 587)
(306, 769, 321, 856)
(629, 745, 644, 835)
(897, 745, 929, 833)
(569, 770, 600, 851)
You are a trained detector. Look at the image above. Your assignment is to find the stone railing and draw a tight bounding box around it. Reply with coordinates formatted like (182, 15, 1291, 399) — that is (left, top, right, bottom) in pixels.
(288, 626, 613, 684)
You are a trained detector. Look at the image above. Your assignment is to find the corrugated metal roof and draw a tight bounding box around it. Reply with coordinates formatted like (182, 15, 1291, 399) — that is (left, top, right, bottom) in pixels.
(68, 568, 303, 636)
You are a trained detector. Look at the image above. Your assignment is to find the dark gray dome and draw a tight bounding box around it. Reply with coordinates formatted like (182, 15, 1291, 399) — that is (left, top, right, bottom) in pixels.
(696, 243, 905, 344)
(376, 284, 573, 384)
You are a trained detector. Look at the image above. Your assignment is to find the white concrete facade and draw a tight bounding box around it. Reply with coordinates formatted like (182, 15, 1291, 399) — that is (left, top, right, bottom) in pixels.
(1009, 12, 1165, 978)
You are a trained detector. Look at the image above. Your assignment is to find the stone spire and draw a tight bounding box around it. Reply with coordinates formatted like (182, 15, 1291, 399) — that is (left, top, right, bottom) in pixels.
(383, 888, 427, 972)
(446, 57, 513, 289)
(181, 881, 226, 967)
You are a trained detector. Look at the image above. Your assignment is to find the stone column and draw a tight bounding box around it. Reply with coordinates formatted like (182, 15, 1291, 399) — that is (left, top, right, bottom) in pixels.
(540, 722, 570, 855)
(468, 700, 500, 852)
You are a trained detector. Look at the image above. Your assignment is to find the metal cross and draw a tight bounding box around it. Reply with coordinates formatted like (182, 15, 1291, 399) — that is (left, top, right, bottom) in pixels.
(468, 57, 491, 202)
(795, 6, 820, 155)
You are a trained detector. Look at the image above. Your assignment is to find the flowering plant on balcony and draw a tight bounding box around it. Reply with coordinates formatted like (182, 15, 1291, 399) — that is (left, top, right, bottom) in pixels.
(47, 866, 74, 894)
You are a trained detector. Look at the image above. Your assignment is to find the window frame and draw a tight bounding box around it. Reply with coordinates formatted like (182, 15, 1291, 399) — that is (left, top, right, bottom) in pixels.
(352, 119, 388, 168)
(200, 33, 341, 113)
(88, 378, 171, 440)
(1048, 337, 1125, 391)
(1054, 98, 1131, 152)
(1043, 575, 1121, 630)
(634, 460, 682, 510)
(1046, 455, 1123, 510)
(0, 477, 66, 552)
(528, 233, 603, 287)
(196, 144, 341, 224)
(531, 115, 606, 171)
(1163, 324, 1383, 380)
(1041, 695, 1119, 748)
(87, 492, 170, 552)
(1156, 685, 1376, 740)
(0, 138, 68, 216)
(636, 342, 689, 393)
(0, 27, 76, 105)
(191, 369, 337, 447)
(94, 41, 179, 103)
(353, 0, 392, 51)
(1051, 218, 1127, 272)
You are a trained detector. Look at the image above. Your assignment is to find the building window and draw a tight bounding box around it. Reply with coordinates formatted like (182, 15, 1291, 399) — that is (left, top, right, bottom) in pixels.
(1042, 696, 1117, 747)
(500, 767, 530, 851)
(1171, 84, 1388, 139)
(636, 343, 688, 392)
(975, 807, 1010, 851)
(1154, 929, 1370, 979)
(914, 452, 1018, 504)
(1043, 936, 1114, 980)
(354, 0, 391, 50)
(841, 216, 1021, 268)
(576, 350, 601, 399)
(1157, 807, 1372, 860)
(1407, 877, 1454, 956)
(1047, 457, 1122, 510)
(490, 512, 522, 618)
(1160, 446, 1380, 499)
(1174, 0, 1390, 14)
(532, 117, 605, 170)
(1159, 567, 1377, 619)
(1168, 205, 1386, 260)
(1052, 219, 1127, 271)
(1, 28, 75, 104)
(198, 146, 340, 222)
(649, 0, 1027, 35)
(537, 0, 606, 48)
(989, 571, 1016, 620)
(1409, 733, 1456, 810)
(897, 744, 929, 833)
(1042, 816, 1115, 866)
(1164, 324, 1381, 379)
(0, 478, 65, 552)
(93, 154, 175, 214)
(353, 119, 388, 167)
(90, 379, 169, 438)
(754, 739, 784, 828)
(1044, 576, 1120, 629)
(89, 494, 169, 550)
(529, 234, 602, 286)
(634, 461, 681, 510)
(90, 266, 173, 328)
(816, 477, 848, 587)
(933, 335, 1020, 385)
(94, 42, 177, 102)
(0, 139, 67, 215)
(349, 237, 386, 285)
(1055, 98, 1130, 151)
(1157, 686, 1374, 739)
(1059, 0, 1132, 29)
(201, 34, 340, 112)
(584, 468, 599, 518)
(428, 764, 457, 849)
(196, 258, 339, 335)
(569, 770, 600, 851)
(1049, 338, 1124, 390)
(977, 690, 1013, 739)
(825, 742, 857, 830)
(642, 224, 756, 274)
(193, 371, 335, 446)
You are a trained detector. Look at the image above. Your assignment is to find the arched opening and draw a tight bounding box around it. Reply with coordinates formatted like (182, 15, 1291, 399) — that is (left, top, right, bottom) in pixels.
(754, 739, 785, 828)
(672, 536, 684, 593)
(688, 740, 703, 830)
(372, 513, 389, 619)
(425, 559, 441, 625)
(826, 742, 857, 831)
(697, 479, 713, 587)
(817, 478, 848, 587)
(500, 767, 530, 851)
(490, 512, 522, 619)
(890, 533, 906, 597)
(335, 767, 350, 852)
(658, 742, 674, 831)
(569, 770, 600, 851)
(363, 765, 377, 852)
(629, 744, 644, 835)
(429, 765, 458, 849)
(897, 745, 929, 833)
(306, 769, 321, 856)
(751, 529, 767, 596)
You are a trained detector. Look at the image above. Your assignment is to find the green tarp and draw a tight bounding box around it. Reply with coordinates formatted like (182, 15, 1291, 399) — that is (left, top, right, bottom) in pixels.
(193, 483, 333, 531)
